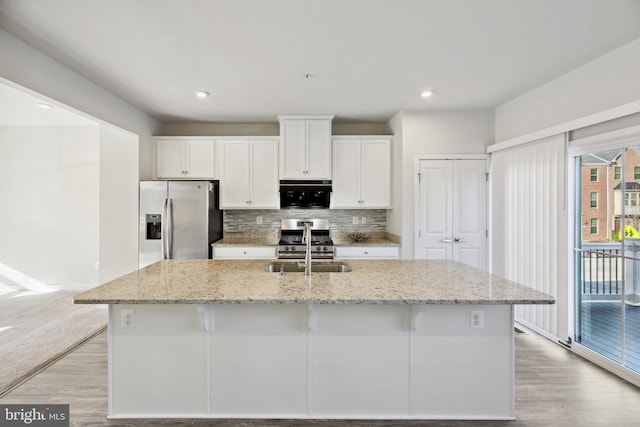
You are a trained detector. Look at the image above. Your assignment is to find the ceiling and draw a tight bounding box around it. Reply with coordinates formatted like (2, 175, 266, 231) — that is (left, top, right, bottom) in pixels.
(1, 0, 640, 124)
(0, 82, 96, 126)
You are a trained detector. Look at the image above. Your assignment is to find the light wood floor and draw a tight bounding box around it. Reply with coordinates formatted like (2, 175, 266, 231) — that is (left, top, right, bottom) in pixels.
(2, 327, 640, 426)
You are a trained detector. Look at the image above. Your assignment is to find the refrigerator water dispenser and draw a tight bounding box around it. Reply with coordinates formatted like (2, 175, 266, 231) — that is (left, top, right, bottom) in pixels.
(145, 214, 162, 240)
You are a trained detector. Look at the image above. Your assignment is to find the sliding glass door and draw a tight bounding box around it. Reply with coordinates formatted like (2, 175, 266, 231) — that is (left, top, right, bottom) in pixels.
(575, 147, 640, 373)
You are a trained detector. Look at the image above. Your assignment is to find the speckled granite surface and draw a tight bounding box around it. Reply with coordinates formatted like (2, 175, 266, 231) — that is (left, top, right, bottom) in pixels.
(213, 237, 279, 246)
(74, 259, 555, 306)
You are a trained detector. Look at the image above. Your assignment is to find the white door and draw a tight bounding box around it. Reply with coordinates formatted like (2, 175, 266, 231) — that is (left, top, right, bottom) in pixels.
(416, 159, 487, 270)
(220, 140, 250, 208)
(332, 139, 361, 207)
(305, 119, 332, 179)
(249, 139, 279, 208)
(185, 140, 215, 178)
(361, 139, 391, 208)
(156, 140, 185, 178)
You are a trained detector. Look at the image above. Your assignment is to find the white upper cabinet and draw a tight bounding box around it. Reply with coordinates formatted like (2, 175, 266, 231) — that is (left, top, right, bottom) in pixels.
(156, 138, 215, 179)
(278, 115, 333, 179)
(331, 136, 391, 209)
(218, 138, 279, 209)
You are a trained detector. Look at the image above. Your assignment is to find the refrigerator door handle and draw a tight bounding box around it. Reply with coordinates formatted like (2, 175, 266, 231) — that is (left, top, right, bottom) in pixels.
(162, 198, 169, 259)
(166, 198, 174, 259)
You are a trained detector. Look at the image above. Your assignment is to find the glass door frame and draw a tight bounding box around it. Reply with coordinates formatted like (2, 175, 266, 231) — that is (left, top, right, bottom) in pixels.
(569, 136, 640, 386)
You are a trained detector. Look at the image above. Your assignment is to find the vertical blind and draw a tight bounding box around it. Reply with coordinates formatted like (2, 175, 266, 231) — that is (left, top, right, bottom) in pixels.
(491, 134, 568, 338)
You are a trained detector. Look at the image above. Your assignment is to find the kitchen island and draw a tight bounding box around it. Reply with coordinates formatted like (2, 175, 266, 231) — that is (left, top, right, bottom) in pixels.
(75, 259, 554, 420)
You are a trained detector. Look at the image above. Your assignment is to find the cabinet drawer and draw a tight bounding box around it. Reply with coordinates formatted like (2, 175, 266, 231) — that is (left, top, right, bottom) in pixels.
(212, 246, 276, 259)
(334, 246, 399, 259)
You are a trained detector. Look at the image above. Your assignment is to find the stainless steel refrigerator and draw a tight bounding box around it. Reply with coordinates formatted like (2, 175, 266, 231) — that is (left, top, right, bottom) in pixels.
(139, 181, 223, 268)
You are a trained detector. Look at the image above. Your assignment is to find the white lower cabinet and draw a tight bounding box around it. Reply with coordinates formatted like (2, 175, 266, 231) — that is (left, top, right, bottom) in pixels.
(334, 245, 399, 259)
(310, 305, 409, 416)
(209, 305, 307, 416)
(109, 303, 514, 419)
(110, 305, 208, 416)
(211, 246, 276, 259)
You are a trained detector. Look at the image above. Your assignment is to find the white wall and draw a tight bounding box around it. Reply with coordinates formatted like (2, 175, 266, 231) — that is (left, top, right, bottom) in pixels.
(495, 37, 640, 143)
(0, 126, 100, 285)
(0, 28, 160, 179)
(390, 110, 495, 258)
(387, 112, 404, 242)
(99, 125, 139, 283)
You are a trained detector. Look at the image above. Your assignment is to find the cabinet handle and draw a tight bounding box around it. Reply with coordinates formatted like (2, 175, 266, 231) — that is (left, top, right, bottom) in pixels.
(442, 238, 453, 243)
(454, 238, 468, 243)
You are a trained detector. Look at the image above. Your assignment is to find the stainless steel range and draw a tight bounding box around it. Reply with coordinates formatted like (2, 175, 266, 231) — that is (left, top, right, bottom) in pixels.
(277, 219, 334, 259)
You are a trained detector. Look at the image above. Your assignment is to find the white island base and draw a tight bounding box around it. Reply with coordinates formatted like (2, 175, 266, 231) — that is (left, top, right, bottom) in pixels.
(109, 303, 514, 420)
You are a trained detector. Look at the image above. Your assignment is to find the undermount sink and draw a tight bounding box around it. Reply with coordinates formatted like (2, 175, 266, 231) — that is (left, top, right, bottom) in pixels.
(264, 261, 351, 273)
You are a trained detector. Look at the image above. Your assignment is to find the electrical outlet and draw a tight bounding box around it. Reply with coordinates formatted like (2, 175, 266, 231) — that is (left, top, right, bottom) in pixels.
(121, 309, 135, 328)
(360, 217, 367, 225)
(256, 216, 262, 225)
(94, 261, 100, 270)
(352, 216, 359, 225)
(470, 310, 484, 329)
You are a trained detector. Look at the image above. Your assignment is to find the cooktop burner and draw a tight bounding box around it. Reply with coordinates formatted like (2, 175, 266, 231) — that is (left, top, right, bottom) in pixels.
(277, 219, 334, 259)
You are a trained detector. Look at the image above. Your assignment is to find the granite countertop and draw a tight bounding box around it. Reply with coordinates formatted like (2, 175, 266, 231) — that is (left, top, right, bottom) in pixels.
(332, 235, 400, 246)
(74, 259, 555, 306)
(212, 236, 279, 246)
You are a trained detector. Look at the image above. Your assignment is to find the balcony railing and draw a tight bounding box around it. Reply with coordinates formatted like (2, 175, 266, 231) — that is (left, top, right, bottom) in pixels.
(578, 244, 623, 297)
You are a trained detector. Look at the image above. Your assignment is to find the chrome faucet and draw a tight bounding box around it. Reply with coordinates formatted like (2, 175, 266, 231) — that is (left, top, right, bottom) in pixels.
(300, 221, 313, 276)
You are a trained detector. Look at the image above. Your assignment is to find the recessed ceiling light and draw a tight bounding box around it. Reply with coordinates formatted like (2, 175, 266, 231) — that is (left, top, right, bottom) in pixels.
(421, 90, 435, 98)
(38, 102, 53, 109)
(194, 90, 210, 99)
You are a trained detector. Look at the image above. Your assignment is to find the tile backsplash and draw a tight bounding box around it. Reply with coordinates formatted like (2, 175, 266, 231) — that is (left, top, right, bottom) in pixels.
(223, 209, 387, 234)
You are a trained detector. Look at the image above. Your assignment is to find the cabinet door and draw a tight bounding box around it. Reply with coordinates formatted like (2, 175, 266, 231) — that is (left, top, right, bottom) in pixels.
(332, 139, 362, 208)
(334, 246, 399, 259)
(185, 139, 215, 178)
(305, 120, 332, 179)
(212, 246, 276, 259)
(250, 139, 279, 208)
(219, 140, 251, 208)
(361, 139, 390, 208)
(156, 140, 185, 178)
(280, 120, 306, 179)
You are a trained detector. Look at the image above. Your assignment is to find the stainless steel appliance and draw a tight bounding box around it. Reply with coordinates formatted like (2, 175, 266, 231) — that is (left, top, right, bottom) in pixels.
(279, 180, 332, 209)
(277, 219, 334, 259)
(139, 181, 223, 268)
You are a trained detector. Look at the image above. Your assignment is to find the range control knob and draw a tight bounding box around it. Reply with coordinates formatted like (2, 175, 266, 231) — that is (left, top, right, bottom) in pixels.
(322, 246, 328, 251)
